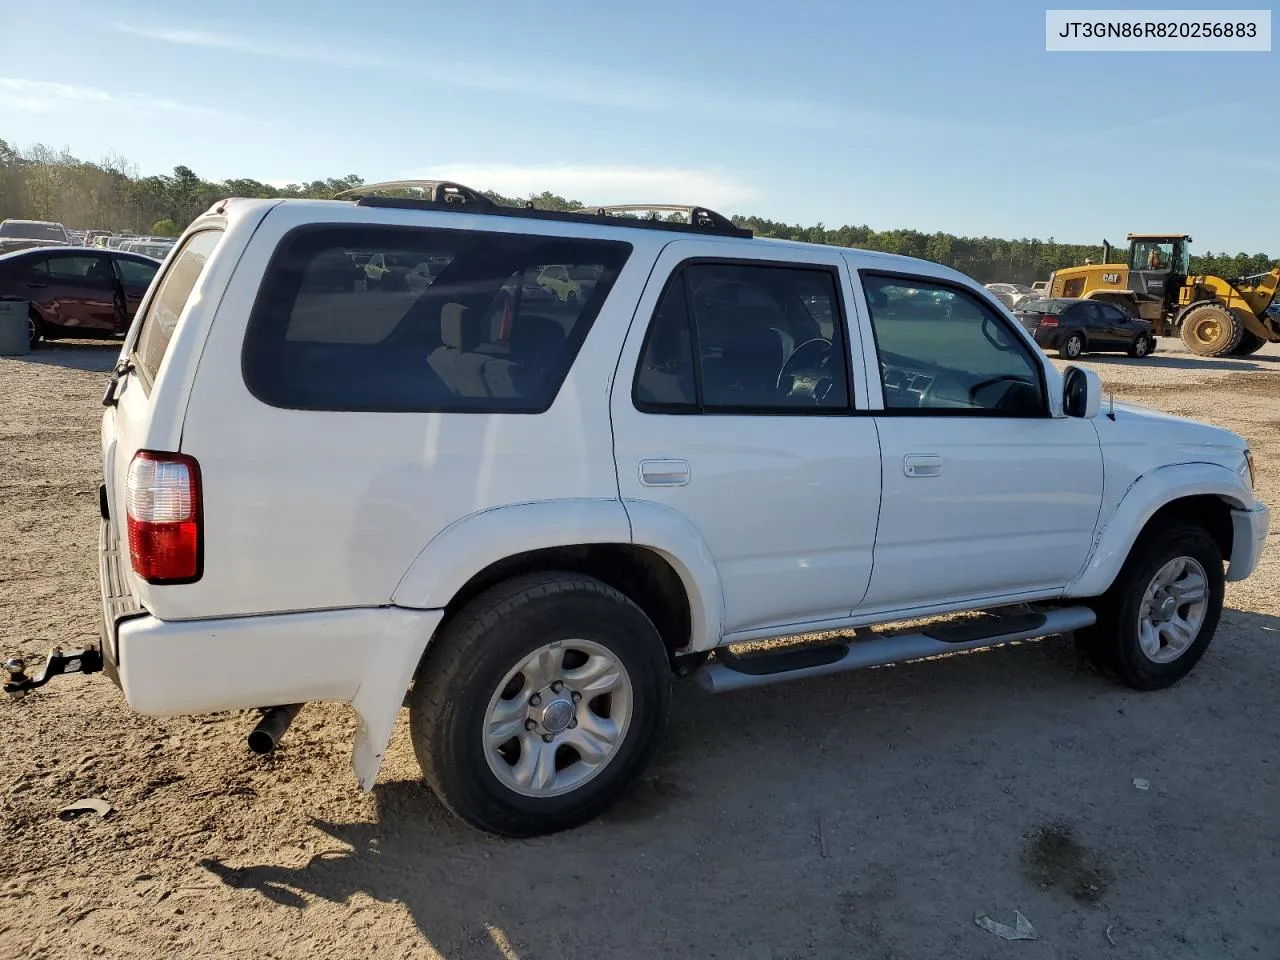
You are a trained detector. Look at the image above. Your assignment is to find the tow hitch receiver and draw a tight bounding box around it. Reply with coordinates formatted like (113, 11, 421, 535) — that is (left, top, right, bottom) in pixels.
(5, 647, 102, 697)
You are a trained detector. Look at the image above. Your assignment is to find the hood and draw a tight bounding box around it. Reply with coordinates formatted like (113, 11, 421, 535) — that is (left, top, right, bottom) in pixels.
(1098, 400, 1247, 460)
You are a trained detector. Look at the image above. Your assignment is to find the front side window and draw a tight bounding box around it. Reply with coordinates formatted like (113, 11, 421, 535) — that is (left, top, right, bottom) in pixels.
(43, 254, 111, 282)
(862, 274, 1044, 416)
(634, 261, 852, 413)
(242, 226, 632, 412)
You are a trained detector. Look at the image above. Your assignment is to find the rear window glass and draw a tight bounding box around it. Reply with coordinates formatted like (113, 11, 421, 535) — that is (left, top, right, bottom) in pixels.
(242, 226, 632, 412)
(134, 229, 223, 384)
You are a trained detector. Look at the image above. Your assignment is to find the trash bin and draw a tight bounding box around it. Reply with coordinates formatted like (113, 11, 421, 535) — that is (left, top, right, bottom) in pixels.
(0, 297, 29, 356)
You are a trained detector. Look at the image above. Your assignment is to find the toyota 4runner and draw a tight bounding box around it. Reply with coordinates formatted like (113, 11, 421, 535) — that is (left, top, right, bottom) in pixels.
(20, 180, 1268, 837)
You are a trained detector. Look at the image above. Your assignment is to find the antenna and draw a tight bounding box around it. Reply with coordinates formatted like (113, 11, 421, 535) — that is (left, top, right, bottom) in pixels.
(1107, 391, 1116, 420)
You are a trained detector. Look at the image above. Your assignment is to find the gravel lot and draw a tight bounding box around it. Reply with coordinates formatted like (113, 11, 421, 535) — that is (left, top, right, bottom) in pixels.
(1, 339, 1277, 960)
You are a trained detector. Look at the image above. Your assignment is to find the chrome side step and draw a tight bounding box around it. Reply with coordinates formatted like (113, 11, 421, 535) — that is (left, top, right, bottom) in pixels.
(694, 605, 1096, 694)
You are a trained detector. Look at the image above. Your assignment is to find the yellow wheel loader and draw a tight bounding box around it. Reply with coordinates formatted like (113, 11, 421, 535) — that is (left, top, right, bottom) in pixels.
(1046, 234, 1280, 357)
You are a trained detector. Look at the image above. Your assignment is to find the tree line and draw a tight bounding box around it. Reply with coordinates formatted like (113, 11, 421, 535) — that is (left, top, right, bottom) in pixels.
(1, 140, 1274, 284)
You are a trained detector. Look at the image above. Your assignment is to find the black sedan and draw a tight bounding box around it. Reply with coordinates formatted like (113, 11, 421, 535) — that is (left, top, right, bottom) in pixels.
(1014, 298, 1155, 360)
(0, 246, 161, 347)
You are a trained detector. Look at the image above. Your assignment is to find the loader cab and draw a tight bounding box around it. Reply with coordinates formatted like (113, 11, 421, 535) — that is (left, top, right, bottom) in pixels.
(1127, 234, 1190, 310)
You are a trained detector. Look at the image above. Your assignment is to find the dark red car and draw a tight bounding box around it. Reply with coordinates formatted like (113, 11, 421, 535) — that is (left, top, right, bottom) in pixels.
(0, 246, 161, 347)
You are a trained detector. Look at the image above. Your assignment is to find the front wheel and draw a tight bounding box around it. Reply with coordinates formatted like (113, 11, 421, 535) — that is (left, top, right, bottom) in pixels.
(27, 310, 43, 349)
(409, 572, 671, 837)
(1127, 334, 1154, 358)
(1076, 525, 1224, 690)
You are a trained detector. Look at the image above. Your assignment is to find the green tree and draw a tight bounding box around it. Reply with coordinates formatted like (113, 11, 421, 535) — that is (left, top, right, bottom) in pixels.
(151, 218, 179, 237)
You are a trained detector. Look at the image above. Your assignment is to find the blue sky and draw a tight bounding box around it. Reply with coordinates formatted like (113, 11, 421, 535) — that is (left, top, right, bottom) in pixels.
(1, 0, 1276, 253)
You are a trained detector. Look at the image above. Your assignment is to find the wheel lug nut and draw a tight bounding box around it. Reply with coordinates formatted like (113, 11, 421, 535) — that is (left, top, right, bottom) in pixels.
(529, 693, 541, 706)
(542, 733, 555, 743)
(551, 681, 564, 693)
(524, 719, 536, 731)
(568, 718, 577, 728)
(571, 691, 581, 702)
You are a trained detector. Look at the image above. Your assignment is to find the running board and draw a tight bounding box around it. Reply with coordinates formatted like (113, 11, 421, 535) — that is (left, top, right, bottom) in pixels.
(694, 606, 1096, 694)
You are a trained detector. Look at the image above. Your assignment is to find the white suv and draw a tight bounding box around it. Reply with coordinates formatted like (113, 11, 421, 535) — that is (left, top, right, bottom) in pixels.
(62, 181, 1272, 836)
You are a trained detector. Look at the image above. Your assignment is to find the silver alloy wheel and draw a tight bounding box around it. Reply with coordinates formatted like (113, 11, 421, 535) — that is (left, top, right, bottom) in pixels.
(1137, 556, 1209, 663)
(483, 639, 633, 798)
(1135, 336, 1150, 357)
(27, 315, 36, 344)
(1065, 335, 1083, 358)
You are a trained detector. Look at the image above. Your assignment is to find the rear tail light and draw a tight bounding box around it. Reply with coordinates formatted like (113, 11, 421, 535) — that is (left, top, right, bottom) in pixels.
(126, 451, 202, 584)
(1039, 316, 1059, 327)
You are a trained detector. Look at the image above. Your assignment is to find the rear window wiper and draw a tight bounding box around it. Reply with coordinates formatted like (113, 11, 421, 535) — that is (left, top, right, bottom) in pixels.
(102, 357, 135, 407)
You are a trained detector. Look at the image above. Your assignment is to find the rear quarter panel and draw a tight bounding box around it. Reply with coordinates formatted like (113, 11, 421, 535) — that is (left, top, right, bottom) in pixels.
(170, 203, 663, 620)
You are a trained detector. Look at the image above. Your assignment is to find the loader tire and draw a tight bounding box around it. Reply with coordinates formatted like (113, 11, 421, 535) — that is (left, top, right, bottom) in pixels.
(1180, 302, 1242, 357)
(1229, 331, 1267, 356)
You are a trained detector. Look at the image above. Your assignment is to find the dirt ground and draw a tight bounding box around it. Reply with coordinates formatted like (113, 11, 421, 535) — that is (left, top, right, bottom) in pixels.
(1, 339, 1277, 960)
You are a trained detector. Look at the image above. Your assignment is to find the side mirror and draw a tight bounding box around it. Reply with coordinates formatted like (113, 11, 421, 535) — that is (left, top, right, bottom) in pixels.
(1062, 365, 1102, 419)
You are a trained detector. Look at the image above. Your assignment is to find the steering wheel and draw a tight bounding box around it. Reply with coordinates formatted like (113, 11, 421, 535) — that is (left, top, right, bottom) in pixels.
(967, 374, 1031, 408)
(777, 338, 834, 402)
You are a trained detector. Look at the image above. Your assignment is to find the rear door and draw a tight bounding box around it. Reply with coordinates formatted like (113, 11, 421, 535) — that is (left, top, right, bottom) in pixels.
(610, 240, 882, 637)
(33, 253, 119, 332)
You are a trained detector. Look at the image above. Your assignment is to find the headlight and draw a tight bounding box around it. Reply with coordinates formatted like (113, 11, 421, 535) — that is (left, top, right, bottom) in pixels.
(1244, 449, 1257, 490)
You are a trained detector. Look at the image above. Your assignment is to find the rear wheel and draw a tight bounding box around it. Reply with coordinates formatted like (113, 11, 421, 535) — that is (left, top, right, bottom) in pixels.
(1127, 333, 1154, 358)
(1059, 332, 1085, 359)
(1076, 525, 1224, 690)
(1229, 331, 1267, 356)
(1180, 302, 1242, 357)
(27, 310, 43, 349)
(409, 572, 671, 837)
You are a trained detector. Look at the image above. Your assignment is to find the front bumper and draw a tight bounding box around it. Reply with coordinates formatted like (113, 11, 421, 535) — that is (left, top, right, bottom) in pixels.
(1228, 501, 1271, 581)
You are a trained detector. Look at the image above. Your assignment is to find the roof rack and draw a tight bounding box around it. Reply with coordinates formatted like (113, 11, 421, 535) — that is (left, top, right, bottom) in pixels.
(333, 179, 494, 207)
(331, 178, 751, 238)
(589, 204, 747, 237)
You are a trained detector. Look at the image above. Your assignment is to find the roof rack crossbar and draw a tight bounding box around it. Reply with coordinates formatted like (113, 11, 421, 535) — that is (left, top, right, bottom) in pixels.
(333, 179, 493, 207)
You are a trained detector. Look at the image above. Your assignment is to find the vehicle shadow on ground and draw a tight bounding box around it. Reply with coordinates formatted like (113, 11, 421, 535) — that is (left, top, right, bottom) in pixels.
(195, 610, 1280, 957)
(1084, 352, 1280, 372)
(10, 341, 118, 373)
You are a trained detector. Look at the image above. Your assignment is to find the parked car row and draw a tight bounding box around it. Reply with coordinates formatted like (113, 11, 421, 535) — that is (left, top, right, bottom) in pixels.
(0, 245, 162, 347)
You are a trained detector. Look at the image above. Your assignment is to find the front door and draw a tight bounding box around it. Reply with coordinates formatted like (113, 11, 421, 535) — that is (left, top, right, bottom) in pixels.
(37, 253, 120, 332)
(852, 269, 1104, 611)
(610, 241, 882, 637)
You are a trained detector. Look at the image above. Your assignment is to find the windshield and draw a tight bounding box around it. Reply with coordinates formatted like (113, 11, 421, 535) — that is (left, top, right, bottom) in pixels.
(0, 221, 65, 241)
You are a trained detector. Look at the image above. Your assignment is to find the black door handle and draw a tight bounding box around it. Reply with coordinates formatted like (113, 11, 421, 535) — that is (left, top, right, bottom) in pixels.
(25, 281, 47, 289)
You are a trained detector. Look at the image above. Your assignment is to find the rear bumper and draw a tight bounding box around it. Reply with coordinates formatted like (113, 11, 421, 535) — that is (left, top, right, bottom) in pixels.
(1228, 502, 1271, 582)
(115, 606, 443, 715)
(1032, 327, 1062, 349)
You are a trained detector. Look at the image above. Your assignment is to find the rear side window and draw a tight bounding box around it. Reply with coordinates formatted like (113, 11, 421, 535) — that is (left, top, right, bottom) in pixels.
(242, 226, 632, 412)
(134, 229, 223, 384)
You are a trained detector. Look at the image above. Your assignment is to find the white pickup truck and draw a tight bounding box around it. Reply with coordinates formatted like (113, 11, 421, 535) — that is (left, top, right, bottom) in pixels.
(14, 181, 1267, 837)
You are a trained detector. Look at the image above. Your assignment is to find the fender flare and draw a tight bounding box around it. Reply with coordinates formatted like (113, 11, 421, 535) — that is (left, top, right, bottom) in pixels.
(621, 498, 725, 653)
(391, 497, 725, 650)
(1067, 462, 1252, 598)
(392, 498, 632, 607)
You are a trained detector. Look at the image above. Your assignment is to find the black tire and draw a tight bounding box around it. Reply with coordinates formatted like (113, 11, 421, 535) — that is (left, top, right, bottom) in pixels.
(409, 572, 671, 837)
(1229, 331, 1267, 356)
(1180, 302, 1242, 357)
(1076, 525, 1224, 690)
(27, 310, 43, 349)
(1127, 333, 1154, 358)
(1058, 332, 1085, 360)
